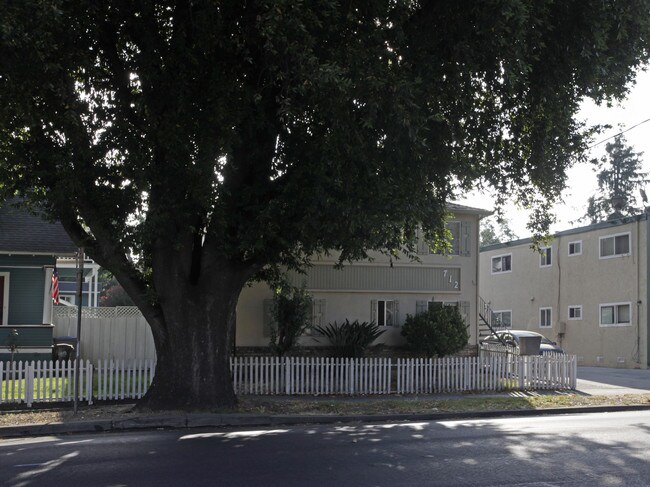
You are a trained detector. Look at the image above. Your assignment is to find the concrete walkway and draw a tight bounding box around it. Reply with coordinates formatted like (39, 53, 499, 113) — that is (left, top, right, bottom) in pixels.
(577, 366, 650, 396)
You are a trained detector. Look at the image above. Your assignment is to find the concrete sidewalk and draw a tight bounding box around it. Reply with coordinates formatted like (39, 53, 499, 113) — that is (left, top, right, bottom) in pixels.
(2, 401, 650, 440)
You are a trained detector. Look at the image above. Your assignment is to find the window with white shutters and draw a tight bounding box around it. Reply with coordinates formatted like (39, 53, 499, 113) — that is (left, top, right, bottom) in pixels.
(372, 299, 400, 327)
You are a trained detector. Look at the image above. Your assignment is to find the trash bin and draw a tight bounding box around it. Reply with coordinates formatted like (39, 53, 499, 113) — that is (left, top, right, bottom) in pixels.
(518, 335, 542, 355)
(53, 336, 77, 347)
(52, 343, 76, 361)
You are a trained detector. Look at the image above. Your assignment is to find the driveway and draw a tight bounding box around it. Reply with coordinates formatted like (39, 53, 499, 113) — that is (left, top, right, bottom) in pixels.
(577, 366, 650, 396)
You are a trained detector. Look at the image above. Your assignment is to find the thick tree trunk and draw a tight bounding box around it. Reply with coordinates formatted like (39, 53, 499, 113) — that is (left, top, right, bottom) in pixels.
(137, 262, 250, 411)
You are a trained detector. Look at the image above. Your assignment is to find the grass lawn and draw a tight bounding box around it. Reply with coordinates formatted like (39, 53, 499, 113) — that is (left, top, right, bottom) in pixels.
(236, 393, 650, 416)
(1, 374, 150, 402)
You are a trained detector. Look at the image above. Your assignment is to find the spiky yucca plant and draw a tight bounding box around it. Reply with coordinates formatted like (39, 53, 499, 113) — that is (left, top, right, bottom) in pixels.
(315, 319, 385, 358)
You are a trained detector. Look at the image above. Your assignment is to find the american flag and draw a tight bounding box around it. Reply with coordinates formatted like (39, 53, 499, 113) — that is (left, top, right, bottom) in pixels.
(51, 268, 60, 305)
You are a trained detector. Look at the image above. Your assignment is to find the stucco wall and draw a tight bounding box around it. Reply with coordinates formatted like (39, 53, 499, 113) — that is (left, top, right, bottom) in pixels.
(236, 212, 484, 348)
(480, 217, 648, 368)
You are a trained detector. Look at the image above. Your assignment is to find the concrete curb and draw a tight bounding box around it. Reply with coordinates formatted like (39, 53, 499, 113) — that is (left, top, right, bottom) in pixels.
(2, 403, 650, 439)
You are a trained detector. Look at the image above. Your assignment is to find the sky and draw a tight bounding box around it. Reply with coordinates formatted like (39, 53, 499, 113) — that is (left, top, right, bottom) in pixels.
(458, 68, 650, 238)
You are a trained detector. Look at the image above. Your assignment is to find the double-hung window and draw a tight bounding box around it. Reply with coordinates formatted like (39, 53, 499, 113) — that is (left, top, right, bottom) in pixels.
(540, 247, 552, 267)
(376, 300, 396, 327)
(491, 254, 512, 274)
(600, 233, 631, 259)
(425, 221, 463, 255)
(447, 222, 461, 255)
(303, 299, 327, 336)
(492, 310, 512, 328)
(600, 303, 631, 326)
(539, 307, 552, 328)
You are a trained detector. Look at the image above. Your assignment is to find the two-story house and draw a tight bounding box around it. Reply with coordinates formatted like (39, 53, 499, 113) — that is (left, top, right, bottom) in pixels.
(0, 199, 78, 361)
(236, 203, 491, 350)
(480, 212, 650, 368)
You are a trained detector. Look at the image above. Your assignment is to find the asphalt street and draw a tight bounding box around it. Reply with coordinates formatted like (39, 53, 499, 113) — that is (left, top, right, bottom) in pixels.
(1, 410, 650, 487)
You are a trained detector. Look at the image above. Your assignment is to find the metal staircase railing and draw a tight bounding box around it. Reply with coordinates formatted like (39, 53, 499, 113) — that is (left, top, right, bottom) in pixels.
(478, 297, 509, 346)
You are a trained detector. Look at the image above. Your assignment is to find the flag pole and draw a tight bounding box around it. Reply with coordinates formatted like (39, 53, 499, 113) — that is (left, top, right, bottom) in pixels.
(73, 247, 84, 415)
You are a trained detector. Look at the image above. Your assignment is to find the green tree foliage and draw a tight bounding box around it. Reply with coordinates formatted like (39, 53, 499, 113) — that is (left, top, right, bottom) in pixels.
(315, 319, 385, 358)
(269, 284, 312, 357)
(1, 1, 649, 409)
(401, 304, 469, 357)
(99, 282, 135, 307)
(480, 216, 518, 247)
(584, 136, 648, 223)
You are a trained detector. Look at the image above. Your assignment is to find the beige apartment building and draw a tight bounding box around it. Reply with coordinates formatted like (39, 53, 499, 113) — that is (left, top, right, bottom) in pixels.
(236, 204, 491, 349)
(480, 212, 650, 368)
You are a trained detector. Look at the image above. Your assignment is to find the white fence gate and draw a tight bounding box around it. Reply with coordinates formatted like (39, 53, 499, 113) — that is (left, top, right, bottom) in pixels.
(53, 306, 156, 362)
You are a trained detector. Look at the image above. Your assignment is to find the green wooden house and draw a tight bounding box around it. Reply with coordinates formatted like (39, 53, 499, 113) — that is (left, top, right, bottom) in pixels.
(0, 200, 77, 361)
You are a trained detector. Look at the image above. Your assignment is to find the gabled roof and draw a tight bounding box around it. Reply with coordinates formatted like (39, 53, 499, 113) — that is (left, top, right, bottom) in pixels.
(448, 202, 492, 217)
(0, 200, 77, 256)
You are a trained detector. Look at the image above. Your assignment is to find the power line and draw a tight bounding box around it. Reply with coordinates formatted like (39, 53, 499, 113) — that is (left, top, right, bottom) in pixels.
(588, 118, 650, 149)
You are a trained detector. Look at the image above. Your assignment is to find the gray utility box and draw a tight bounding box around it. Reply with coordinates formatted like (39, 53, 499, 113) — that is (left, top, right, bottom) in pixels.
(518, 335, 541, 355)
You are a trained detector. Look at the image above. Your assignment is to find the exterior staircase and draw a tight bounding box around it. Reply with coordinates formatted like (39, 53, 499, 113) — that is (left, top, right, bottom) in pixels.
(478, 297, 509, 345)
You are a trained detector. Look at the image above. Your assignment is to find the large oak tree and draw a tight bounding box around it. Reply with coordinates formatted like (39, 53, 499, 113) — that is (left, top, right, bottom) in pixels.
(1, 1, 649, 409)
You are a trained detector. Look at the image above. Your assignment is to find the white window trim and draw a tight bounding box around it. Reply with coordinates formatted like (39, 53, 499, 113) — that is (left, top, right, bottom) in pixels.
(491, 253, 512, 275)
(493, 309, 512, 328)
(567, 305, 582, 321)
(599, 302, 632, 327)
(59, 295, 76, 306)
(539, 246, 552, 268)
(0, 272, 9, 326)
(599, 232, 632, 260)
(568, 240, 582, 256)
(377, 299, 395, 327)
(539, 307, 552, 328)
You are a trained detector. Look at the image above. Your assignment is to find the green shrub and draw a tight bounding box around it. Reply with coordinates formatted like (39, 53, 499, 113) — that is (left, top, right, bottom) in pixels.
(269, 284, 312, 356)
(315, 319, 385, 357)
(401, 303, 469, 357)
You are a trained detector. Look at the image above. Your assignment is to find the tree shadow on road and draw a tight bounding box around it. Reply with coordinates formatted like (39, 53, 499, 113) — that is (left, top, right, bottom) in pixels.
(3, 415, 650, 486)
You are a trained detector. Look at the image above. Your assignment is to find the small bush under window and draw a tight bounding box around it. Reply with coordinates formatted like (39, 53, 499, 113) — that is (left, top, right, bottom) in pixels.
(401, 303, 469, 357)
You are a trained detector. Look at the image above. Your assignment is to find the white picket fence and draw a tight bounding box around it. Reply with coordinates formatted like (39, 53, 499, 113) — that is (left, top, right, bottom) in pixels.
(395, 354, 576, 393)
(95, 359, 156, 401)
(231, 356, 393, 395)
(230, 354, 577, 395)
(1, 354, 577, 407)
(0, 359, 156, 407)
(0, 360, 94, 406)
